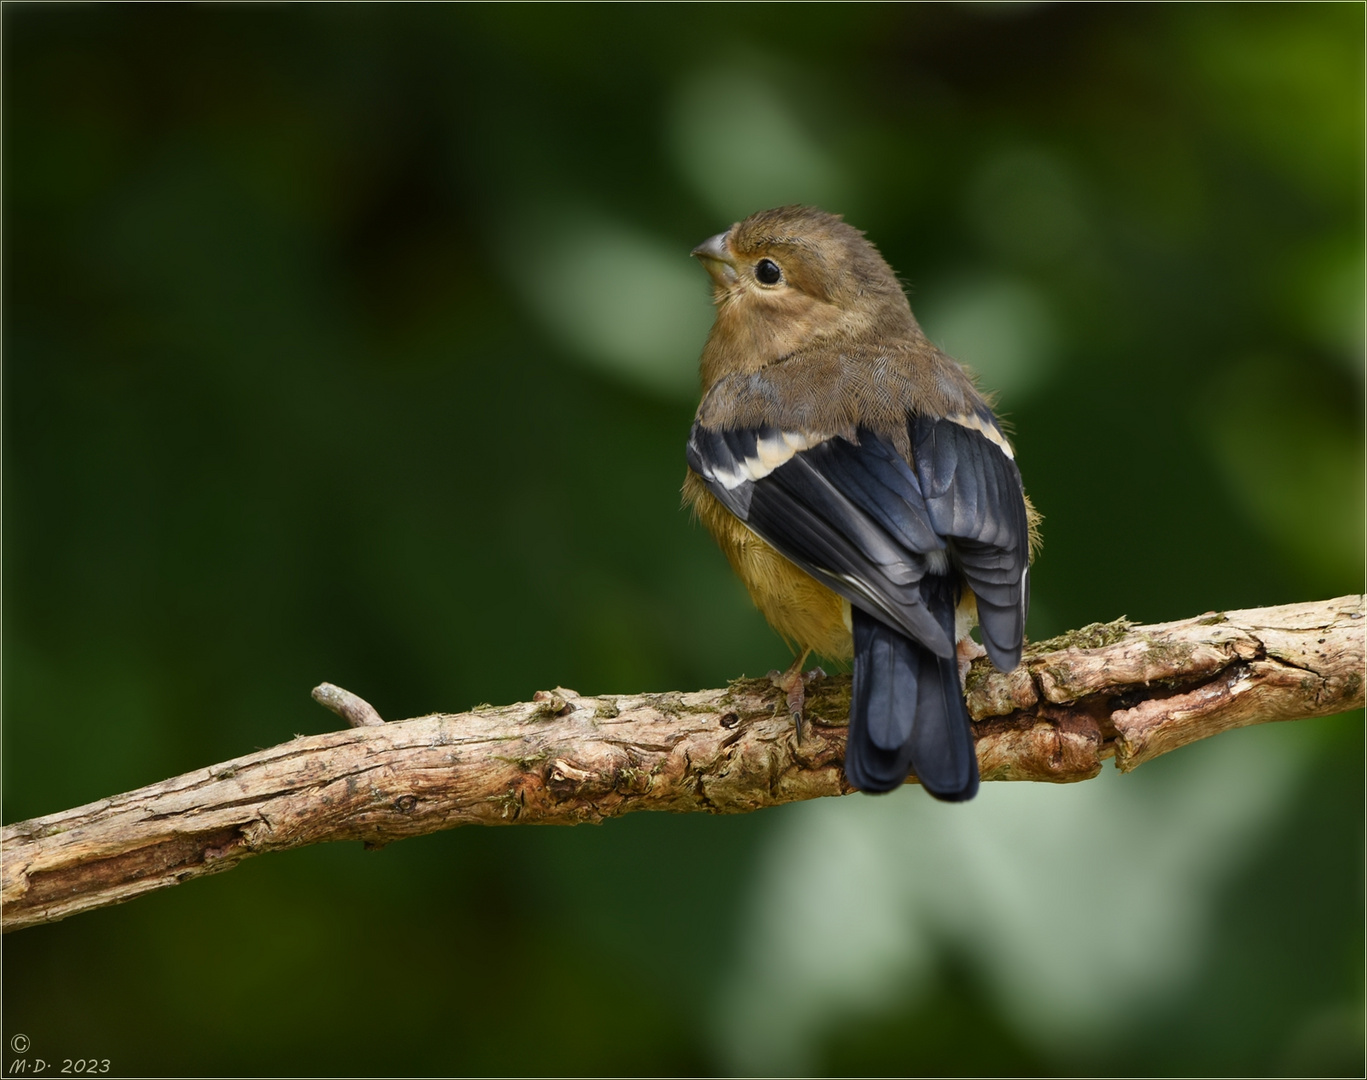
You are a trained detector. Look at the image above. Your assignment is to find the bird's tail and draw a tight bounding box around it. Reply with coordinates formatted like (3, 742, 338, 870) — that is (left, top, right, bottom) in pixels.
(846, 602, 980, 801)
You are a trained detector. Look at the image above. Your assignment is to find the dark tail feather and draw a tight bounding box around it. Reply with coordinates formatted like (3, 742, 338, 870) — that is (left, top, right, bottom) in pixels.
(846, 605, 980, 801)
(908, 649, 979, 801)
(847, 610, 917, 792)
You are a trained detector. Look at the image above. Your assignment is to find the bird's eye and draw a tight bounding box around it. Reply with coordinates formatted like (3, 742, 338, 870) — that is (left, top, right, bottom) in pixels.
(754, 258, 783, 285)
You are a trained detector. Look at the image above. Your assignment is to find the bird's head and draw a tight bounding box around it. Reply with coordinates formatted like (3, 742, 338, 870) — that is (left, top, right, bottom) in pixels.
(692, 205, 918, 388)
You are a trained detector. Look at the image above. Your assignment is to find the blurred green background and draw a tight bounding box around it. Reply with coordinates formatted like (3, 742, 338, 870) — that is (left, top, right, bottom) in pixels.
(4, 4, 1362, 1076)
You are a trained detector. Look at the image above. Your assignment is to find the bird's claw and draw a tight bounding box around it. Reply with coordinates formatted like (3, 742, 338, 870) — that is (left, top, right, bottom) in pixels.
(769, 651, 821, 741)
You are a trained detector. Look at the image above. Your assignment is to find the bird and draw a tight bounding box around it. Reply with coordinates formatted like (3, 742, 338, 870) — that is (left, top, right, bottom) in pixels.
(682, 205, 1037, 801)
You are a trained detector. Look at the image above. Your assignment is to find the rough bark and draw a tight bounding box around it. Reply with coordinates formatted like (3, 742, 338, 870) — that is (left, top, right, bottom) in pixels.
(3, 596, 1362, 933)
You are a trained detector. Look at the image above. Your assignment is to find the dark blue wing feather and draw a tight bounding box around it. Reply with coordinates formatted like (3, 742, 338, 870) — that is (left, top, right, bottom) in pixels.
(688, 423, 955, 656)
(910, 414, 1030, 671)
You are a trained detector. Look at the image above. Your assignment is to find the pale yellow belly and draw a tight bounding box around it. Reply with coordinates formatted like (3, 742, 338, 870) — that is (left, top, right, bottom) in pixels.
(685, 474, 854, 660)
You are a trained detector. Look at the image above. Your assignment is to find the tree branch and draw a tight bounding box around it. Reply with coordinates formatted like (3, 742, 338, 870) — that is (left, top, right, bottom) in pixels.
(4, 596, 1362, 933)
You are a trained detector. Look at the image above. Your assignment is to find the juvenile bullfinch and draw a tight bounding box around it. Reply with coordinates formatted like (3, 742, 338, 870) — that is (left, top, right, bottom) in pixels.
(683, 205, 1037, 801)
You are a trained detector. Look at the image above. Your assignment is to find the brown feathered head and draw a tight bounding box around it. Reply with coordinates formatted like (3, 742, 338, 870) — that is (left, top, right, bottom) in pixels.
(692, 205, 920, 388)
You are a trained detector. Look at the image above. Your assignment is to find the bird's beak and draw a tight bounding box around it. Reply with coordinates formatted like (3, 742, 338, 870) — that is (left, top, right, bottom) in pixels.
(691, 230, 738, 286)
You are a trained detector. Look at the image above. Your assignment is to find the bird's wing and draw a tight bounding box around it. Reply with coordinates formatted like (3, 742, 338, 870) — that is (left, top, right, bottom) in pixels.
(686, 410, 1029, 667)
(909, 411, 1030, 670)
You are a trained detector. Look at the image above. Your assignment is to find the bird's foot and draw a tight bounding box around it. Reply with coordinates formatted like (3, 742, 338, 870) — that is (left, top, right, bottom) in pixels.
(768, 650, 824, 740)
(956, 637, 988, 688)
